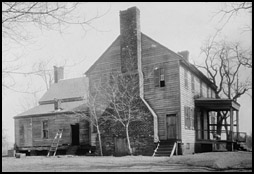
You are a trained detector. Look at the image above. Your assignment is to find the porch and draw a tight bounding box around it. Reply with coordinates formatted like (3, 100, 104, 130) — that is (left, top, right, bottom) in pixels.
(194, 98, 246, 152)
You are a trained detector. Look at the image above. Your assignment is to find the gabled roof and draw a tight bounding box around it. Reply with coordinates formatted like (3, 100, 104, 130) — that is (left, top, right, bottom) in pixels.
(180, 60, 217, 90)
(85, 33, 183, 75)
(14, 100, 87, 118)
(84, 32, 216, 90)
(15, 76, 89, 118)
(39, 77, 88, 104)
(85, 35, 120, 75)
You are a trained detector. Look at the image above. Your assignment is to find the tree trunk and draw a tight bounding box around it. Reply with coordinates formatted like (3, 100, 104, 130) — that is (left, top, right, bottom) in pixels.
(125, 125, 132, 156)
(97, 127, 103, 156)
(224, 117, 230, 140)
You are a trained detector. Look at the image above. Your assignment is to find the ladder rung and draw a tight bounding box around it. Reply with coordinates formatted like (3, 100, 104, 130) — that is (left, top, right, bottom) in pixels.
(47, 129, 63, 156)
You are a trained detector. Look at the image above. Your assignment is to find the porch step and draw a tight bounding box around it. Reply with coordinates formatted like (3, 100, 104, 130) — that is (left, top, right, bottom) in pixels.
(154, 141, 176, 157)
(66, 146, 79, 155)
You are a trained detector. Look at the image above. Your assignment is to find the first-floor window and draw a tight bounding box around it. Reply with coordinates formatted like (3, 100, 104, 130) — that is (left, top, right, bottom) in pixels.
(42, 120, 49, 139)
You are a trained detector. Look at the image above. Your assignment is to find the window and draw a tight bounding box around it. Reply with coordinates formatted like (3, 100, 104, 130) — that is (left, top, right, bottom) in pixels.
(185, 106, 194, 130)
(184, 106, 190, 129)
(184, 69, 188, 89)
(191, 74, 195, 92)
(154, 67, 165, 87)
(101, 74, 108, 85)
(207, 87, 210, 98)
(190, 108, 194, 129)
(42, 120, 49, 139)
(200, 80, 203, 97)
(186, 143, 190, 149)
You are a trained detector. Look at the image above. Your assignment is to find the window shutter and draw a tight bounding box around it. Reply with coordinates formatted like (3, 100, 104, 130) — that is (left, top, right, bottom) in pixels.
(188, 107, 190, 129)
(154, 68, 160, 87)
(191, 74, 195, 91)
(190, 108, 194, 129)
(184, 107, 187, 128)
(184, 70, 188, 89)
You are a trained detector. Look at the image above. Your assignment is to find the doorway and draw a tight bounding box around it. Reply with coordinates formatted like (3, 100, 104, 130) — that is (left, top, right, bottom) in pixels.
(166, 114, 176, 139)
(71, 123, 79, 145)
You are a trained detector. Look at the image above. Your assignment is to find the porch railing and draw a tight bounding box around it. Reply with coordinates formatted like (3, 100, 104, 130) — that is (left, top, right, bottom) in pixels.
(195, 129, 247, 142)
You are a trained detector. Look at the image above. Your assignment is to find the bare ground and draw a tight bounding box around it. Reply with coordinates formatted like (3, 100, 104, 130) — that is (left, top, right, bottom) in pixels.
(2, 151, 252, 172)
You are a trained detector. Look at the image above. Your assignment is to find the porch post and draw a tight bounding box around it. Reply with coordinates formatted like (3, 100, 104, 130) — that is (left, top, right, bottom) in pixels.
(230, 107, 234, 151)
(207, 111, 210, 140)
(236, 111, 239, 140)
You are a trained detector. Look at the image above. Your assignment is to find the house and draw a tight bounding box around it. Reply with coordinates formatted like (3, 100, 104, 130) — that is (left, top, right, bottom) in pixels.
(84, 7, 243, 156)
(14, 66, 91, 156)
(14, 7, 245, 157)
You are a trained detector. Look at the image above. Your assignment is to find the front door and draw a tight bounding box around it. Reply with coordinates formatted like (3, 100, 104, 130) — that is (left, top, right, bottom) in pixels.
(166, 114, 176, 139)
(71, 123, 79, 145)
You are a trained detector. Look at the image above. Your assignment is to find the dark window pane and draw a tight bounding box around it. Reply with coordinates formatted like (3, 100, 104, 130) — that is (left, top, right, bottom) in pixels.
(154, 68, 160, 87)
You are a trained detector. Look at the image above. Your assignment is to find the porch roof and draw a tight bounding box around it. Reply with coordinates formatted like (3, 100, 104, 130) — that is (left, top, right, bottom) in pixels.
(194, 98, 240, 111)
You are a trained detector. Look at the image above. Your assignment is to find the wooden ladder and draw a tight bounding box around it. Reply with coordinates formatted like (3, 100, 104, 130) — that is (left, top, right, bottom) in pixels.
(47, 129, 63, 157)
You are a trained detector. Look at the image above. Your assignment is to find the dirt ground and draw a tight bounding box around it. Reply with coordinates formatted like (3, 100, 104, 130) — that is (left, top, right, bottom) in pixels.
(2, 151, 252, 172)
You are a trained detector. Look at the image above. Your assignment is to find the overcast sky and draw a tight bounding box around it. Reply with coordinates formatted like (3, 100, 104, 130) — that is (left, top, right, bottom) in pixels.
(2, 2, 252, 143)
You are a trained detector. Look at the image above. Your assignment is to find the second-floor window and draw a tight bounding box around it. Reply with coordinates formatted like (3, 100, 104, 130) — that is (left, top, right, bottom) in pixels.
(191, 74, 195, 92)
(207, 86, 210, 98)
(184, 69, 188, 89)
(200, 80, 203, 97)
(154, 67, 165, 87)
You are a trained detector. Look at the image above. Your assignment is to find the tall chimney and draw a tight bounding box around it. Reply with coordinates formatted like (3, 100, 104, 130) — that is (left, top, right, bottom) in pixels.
(178, 50, 189, 62)
(54, 66, 64, 83)
(120, 7, 141, 73)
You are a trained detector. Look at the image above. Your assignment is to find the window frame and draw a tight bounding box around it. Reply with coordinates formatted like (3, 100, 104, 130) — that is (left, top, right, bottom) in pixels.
(184, 69, 188, 89)
(185, 106, 194, 130)
(154, 67, 165, 87)
(200, 80, 203, 97)
(191, 74, 195, 92)
(42, 120, 49, 139)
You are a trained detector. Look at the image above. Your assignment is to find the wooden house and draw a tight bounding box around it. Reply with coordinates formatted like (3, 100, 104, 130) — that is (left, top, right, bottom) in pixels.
(84, 7, 244, 156)
(14, 66, 91, 155)
(14, 7, 245, 157)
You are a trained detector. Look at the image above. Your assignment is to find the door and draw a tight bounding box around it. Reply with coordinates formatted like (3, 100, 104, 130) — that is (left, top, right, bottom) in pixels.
(114, 137, 129, 156)
(166, 114, 176, 139)
(71, 123, 80, 145)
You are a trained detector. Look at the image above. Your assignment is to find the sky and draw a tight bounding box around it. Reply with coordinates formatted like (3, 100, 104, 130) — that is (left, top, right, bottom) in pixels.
(2, 2, 252, 144)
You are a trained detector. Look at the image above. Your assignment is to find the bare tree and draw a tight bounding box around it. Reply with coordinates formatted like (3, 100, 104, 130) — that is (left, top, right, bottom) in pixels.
(2, 2, 107, 43)
(100, 71, 149, 156)
(196, 38, 252, 139)
(214, 2, 252, 30)
(32, 60, 54, 91)
(2, 2, 109, 91)
(70, 80, 108, 156)
(82, 82, 109, 156)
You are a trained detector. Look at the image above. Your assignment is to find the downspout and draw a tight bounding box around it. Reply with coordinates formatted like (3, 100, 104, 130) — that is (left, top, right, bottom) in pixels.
(137, 43, 159, 143)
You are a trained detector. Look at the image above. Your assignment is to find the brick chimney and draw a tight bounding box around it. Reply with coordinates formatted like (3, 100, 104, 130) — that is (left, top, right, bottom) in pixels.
(54, 98, 62, 110)
(54, 66, 64, 83)
(178, 50, 189, 62)
(120, 7, 141, 73)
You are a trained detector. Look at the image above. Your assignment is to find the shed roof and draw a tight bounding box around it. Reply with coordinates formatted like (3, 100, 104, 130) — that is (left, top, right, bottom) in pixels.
(14, 100, 87, 118)
(39, 77, 88, 103)
(195, 97, 240, 111)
